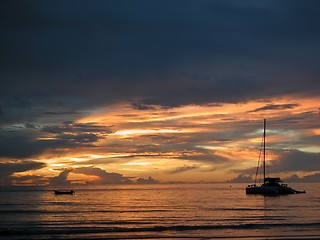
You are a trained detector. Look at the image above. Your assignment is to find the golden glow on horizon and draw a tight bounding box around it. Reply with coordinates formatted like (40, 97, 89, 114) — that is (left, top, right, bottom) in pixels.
(68, 172, 100, 183)
(300, 146, 320, 153)
(114, 129, 182, 136)
(312, 129, 320, 135)
(50, 163, 66, 167)
(122, 161, 152, 166)
(3, 95, 320, 185)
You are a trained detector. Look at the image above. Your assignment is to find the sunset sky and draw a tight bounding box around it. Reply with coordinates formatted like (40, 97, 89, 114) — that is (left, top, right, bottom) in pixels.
(1, 0, 320, 186)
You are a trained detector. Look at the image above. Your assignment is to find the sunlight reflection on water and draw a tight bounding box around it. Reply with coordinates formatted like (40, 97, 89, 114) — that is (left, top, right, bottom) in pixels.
(0, 183, 319, 239)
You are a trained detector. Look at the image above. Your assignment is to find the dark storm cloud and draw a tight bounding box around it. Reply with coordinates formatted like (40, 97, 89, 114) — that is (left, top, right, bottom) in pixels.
(177, 148, 230, 164)
(0, 132, 81, 159)
(42, 121, 112, 134)
(0, 160, 46, 185)
(131, 102, 156, 111)
(250, 103, 299, 113)
(2, 0, 320, 174)
(41, 121, 113, 145)
(0, 131, 47, 158)
(227, 174, 254, 183)
(236, 149, 320, 175)
(10, 174, 48, 186)
(49, 169, 72, 186)
(1, 0, 320, 112)
(50, 167, 158, 185)
(0, 160, 46, 175)
(25, 123, 39, 129)
(228, 172, 320, 183)
(169, 165, 199, 174)
(286, 173, 320, 183)
(51, 133, 100, 144)
(73, 167, 132, 184)
(0, 94, 84, 126)
(272, 149, 320, 172)
(136, 176, 159, 184)
(42, 111, 82, 115)
(0, 121, 112, 158)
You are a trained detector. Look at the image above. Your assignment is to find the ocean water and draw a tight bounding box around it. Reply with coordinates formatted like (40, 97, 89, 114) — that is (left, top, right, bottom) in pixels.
(0, 183, 319, 239)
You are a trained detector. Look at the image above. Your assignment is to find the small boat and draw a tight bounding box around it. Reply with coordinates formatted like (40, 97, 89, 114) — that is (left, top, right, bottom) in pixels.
(246, 119, 306, 195)
(54, 190, 75, 195)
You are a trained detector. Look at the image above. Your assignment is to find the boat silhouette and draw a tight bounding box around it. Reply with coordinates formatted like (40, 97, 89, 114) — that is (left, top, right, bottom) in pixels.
(54, 190, 75, 195)
(246, 119, 306, 195)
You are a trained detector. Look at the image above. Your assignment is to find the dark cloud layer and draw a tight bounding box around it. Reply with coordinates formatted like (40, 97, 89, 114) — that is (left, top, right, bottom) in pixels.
(0, 160, 45, 175)
(284, 173, 320, 183)
(273, 150, 320, 172)
(73, 167, 132, 184)
(1, 1, 320, 183)
(49, 169, 72, 186)
(228, 172, 320, 183)
(169, 165, 199, 174)
(0, 121, 112, 158)
(235, 149, 320, 176)
(250, 103, 299, 113)
(42, 121, 112, 134)
(1, 0, 320, 116)
(0, 130, 59, 158)
(0, 160, 46, 185)
(136, 176, 159, 184)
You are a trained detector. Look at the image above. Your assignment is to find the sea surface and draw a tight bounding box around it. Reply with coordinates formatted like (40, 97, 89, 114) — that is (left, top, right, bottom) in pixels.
(0, 183, 319, 239)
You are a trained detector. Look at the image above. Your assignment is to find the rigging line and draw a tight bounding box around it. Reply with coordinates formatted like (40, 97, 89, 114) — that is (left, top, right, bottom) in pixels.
(254, 134, 264, 184)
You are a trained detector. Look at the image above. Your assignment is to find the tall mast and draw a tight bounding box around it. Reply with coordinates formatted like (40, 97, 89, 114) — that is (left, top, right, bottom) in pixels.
(263, 119, 266, 183)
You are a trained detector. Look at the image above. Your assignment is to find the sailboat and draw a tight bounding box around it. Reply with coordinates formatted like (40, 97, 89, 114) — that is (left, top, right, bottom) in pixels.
(246, 119, 306, 195)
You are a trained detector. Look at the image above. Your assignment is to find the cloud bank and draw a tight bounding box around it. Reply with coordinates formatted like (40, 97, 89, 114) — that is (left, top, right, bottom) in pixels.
(2, 0, 320, 115)
(1, 1, 320, 184)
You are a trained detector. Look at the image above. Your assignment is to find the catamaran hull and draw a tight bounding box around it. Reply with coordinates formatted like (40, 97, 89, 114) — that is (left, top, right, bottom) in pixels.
(246, 186, 305, 195)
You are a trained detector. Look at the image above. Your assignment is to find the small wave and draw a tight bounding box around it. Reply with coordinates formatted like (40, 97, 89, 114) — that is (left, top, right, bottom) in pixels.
(0, 209, 171, 214)
(205, 207, 285, 212)
(1, 222, 320, 236)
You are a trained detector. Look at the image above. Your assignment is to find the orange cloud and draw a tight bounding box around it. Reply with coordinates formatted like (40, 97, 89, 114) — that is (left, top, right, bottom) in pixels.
(4, 95, 319, 185)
